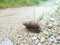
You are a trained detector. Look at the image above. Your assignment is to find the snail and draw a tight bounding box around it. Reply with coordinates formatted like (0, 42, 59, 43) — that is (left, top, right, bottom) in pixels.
(23, 13, 44, 33)
(23, 21, 41, 33)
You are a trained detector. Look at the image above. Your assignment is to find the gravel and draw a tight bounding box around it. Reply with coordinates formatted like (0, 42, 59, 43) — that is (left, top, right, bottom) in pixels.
(0, 6, 60, 45)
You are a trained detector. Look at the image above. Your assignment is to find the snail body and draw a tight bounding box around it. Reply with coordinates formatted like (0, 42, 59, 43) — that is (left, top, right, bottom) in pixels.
(23, 21, 41, 33)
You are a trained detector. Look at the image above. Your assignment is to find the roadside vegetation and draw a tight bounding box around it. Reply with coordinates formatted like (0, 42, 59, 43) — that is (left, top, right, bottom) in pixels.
(0, 0, 45, 8)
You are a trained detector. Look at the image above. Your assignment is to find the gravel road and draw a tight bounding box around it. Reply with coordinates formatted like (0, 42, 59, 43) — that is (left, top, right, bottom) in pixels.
(0, 6, 60, 45)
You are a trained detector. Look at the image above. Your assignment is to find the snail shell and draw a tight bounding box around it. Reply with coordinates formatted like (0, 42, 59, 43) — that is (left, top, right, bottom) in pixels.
(23, 21, 39, 29)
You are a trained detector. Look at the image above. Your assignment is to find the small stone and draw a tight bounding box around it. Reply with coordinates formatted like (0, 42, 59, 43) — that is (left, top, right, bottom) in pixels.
(49, 36, 56, 43)
(51, 28, 57, 33)
(37, 36, 41, 40)
(40, 37, 45, 43)
(57, 44, 60, 45)
(35, 39, 39, 43)
(50, 43, 57, 45)
(50, 18, 55, 22)
(57, 36, 60, 41)
(20, 43, 24, 45)
(48, 23, 53, 29)
(44, 35, 49, 39)
(44, 42, 50, 45)
(16, 43, 20, 45)
(57, 36, 60, 44)
(37, 43, 41, 45)
(24, 42, 31, 45)
(58, 24, 60, 27)
(43, 30, 49, 39)
(2, 39, 13, 45)
(58, 32, 60, 35)
(32, 43, 36, 45)
(43, 30, 49, 35)
(57, 30, 60, 35)
(57, 41, 60, 44)
(49, 38, 53, 42)
(53, 33, 56, 37)
(31, 36, 37, 40)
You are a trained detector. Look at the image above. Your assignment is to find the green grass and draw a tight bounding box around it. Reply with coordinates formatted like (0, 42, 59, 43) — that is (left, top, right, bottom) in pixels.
(37, 14, 44, 22)
(0, 0, 43, 8)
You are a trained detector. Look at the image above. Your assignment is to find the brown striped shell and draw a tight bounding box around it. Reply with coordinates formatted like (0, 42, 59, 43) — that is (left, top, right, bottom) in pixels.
(23, 21, 39, 29)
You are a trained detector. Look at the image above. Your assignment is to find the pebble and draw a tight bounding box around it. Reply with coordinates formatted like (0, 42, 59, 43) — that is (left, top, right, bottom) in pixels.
(37, 35, 41, 40)
(43, 30, 50, 39)
(43, 30, 49, 35)
(51, 29, 57, 33)
(53, 33, 56, 37)
(40, 37, 45, 43)
(32, 43, 36, 45)
(49, 18, 55, 22)
(37, 43, 41, 45)
(48, 23, 53, 29)
(57, 36, 60, 44)
(44, 35, 49, 39)
(57, 36, 60, 41)
(1, 39, 13, 45)
(58, 24, 60, 27)
(16, 43, 20, 45)
(35, 39, 39, 44)
(57, 44, 60, 45)
(57, 30, 60, 35)
(19, 43, 24, 45)
(31, 36, 37, 40)
(49, 36, 57, 43)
